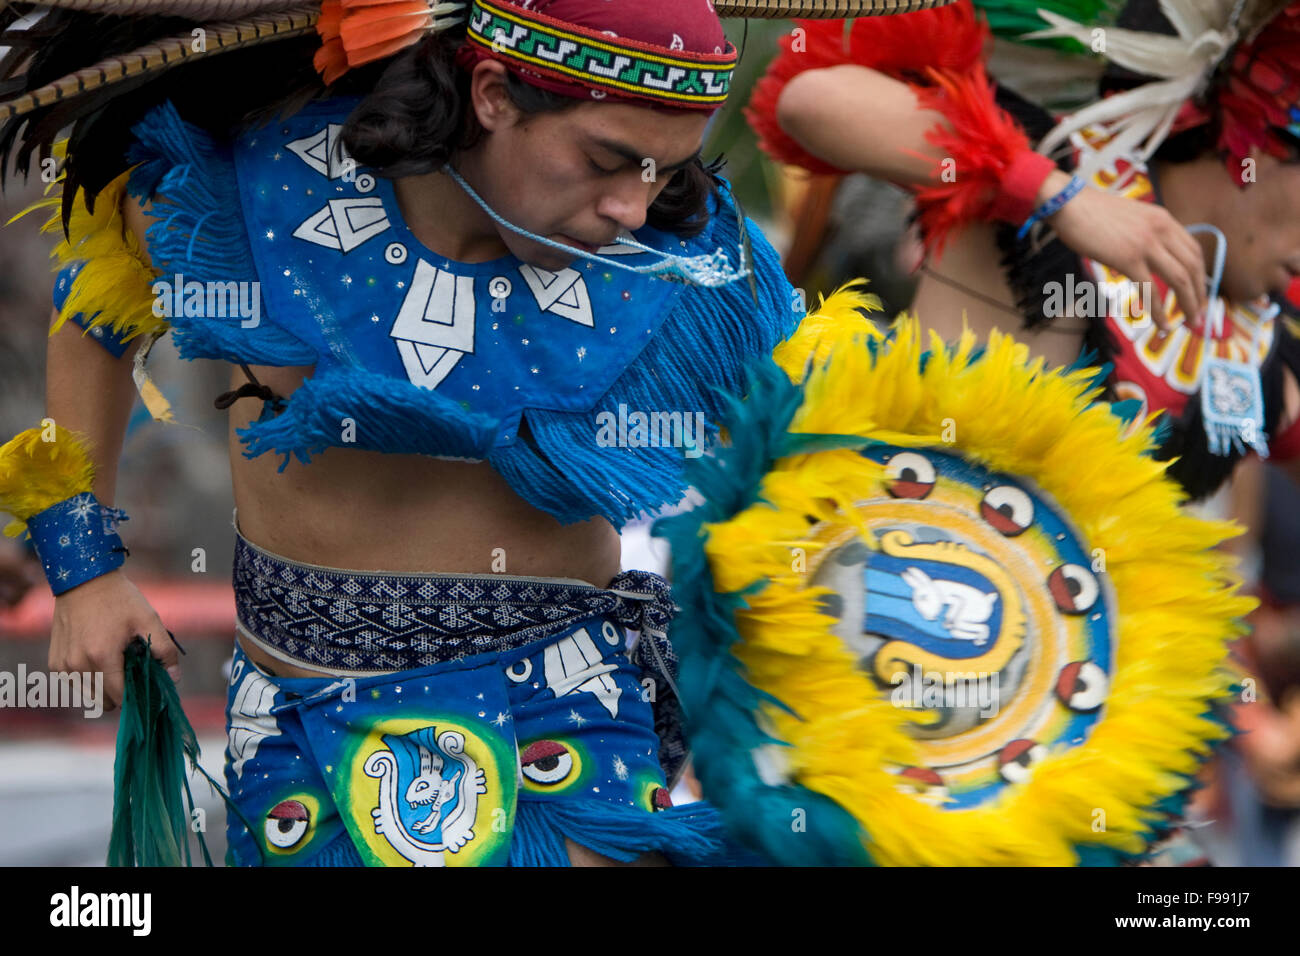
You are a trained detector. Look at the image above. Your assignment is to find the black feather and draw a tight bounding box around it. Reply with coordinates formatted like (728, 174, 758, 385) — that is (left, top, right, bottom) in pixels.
(0, 8, 327, 232)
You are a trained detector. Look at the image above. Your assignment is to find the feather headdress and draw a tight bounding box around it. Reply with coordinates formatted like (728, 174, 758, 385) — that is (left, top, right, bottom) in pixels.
(1028, 0, 1300, 185)
(0, 0, 956, 225)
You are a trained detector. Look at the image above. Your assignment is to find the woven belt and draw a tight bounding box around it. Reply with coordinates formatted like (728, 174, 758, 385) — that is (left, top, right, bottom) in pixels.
(231, 528, 675, 674)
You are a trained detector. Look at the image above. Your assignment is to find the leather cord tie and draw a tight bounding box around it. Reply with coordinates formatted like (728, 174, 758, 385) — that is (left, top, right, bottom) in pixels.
(214, 363, 286, 411)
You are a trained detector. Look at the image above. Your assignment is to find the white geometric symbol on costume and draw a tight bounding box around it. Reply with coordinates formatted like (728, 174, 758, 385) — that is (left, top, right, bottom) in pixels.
(285, 123, 354, 179)
(227, 659, 281, 780)
(518, 264, 594, 327)
(365, 727, 487, 867)
(385, 242, 408, 265)
(292, 198, 391, 253)
(389, 259, 476, 390)
(671, 32, 684, 50)
(543, 627, 622, 718)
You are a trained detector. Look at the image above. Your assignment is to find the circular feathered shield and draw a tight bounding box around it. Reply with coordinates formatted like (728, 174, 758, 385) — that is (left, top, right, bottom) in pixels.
(658, 281, 1253, 866)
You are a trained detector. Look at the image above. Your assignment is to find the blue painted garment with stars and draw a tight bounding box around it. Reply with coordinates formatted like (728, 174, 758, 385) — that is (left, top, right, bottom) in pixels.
(123, 95, 798, 527)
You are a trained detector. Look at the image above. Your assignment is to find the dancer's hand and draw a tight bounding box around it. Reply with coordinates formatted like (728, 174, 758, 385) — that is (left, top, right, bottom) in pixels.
(1041, 169, 1208, 332)
(1238, 690, 1300, 808)
(49, 568, 179, 713)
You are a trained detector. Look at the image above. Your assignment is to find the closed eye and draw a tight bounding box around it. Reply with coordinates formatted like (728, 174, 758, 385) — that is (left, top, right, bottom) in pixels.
(588, 156, 620, 175)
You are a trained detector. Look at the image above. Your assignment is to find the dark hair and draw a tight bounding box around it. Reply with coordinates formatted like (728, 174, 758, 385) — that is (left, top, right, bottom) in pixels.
(339, 28, 724, 239)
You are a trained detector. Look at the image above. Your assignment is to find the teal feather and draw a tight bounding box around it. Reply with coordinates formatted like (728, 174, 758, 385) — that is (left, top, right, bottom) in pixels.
(108, 636, 218, 867)
(126, 101, 318, 366)
(655, 359, 872, 866)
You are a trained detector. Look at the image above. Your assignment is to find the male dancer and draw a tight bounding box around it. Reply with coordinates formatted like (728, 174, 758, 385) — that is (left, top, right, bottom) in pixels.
(0, 0, 949, 866)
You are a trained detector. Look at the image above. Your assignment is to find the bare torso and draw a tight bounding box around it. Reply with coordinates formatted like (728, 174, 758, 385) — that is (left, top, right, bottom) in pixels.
(227, 363, 621, 676)
(118, 177, 623, 679)
(908, 223, 1088, 370)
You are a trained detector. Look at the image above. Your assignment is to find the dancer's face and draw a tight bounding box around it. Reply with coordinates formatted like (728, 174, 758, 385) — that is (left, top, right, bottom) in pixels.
(1215, 146, 1300, 302)
(461, 60, 710, 271)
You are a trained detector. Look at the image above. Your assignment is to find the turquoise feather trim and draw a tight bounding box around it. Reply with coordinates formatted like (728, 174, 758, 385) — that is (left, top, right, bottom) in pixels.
(126, 102, 319, 366)
(125, 100, 796, 528)
(108, 637, 217, 867)
(301, 830, 366, 867)
(655, 360, 870, 866)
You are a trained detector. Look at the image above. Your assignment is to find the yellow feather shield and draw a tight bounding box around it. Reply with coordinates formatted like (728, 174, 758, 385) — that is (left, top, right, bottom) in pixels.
(691, 279, 1252, 865)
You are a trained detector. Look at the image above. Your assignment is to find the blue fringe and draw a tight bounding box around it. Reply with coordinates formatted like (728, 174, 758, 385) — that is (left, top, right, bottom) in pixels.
(237, 363, 501, 471)
(508, 798, 728, 867)
(302, 830, 366, 867)
(490, 181, 800, 527)
(126, 101, 318, 366)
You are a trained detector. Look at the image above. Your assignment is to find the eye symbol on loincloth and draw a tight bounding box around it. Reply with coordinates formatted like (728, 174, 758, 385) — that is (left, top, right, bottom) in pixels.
(520, 740, 575, 786)
(265, 799, 310, 849)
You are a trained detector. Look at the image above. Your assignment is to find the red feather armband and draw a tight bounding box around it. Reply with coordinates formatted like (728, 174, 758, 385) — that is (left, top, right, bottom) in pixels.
(907, 65, 1056, 259)
(744, 0, 988, 177)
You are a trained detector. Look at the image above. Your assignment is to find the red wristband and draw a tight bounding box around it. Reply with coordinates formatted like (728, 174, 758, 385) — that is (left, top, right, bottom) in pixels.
(988, 150, 1057, 225)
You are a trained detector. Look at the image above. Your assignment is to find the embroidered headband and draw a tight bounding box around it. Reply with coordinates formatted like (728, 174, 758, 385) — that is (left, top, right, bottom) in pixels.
(454, 0, 737, 112)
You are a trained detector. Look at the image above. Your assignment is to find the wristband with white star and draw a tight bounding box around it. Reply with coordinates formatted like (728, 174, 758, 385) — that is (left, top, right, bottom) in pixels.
(26, 492, 130, 595)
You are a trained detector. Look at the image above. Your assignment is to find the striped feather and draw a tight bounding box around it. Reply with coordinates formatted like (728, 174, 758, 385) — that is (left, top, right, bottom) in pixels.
(713, 0, 956, 15)
(2, 0, 304, 15)
(0, 6, 318, 122)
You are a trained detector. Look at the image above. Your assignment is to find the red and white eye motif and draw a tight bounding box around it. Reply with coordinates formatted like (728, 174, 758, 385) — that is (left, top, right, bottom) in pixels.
(981, 485, 1034, 536)
(520, 740, 574, 786)
(1055, 661, 1109, 711)
(651, 787, 673, 812)
(884, 452, 936, 499)
(896, 766, 949, 805)
(998, 739, 1047, 784)
(1048, 563, 1100, 614)
(265, 799, 310, 849)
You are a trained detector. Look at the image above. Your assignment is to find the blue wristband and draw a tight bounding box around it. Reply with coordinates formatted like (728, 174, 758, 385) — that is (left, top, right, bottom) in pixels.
(1016, 175, 1086, 242)
(26, 492, 130, 595)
